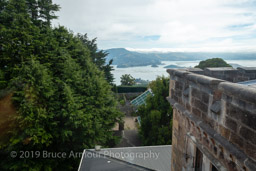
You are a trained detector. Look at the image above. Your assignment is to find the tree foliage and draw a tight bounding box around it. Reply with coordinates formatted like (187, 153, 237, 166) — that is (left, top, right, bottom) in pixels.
(120, 74, 135, 86)
(0, 0, 122, 170)
(137, 76, 172, 145)
(195, 58, 232, 69)
(77, 34, 114, 84)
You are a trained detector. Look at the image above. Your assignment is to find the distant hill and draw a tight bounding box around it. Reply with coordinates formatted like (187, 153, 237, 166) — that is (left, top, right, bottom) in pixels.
(105, 48, 256, 68)
(105, 48, 161, 68)
(164, 65, 184, 68)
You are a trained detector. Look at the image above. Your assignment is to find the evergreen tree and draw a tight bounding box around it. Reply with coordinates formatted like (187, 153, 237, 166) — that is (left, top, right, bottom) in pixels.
(0, 0, 122, 170)
(38, 0, 59, 26)
(77, 34, 114, 84)
(138, 76, 172, 145)
(26, 0, 39, 23)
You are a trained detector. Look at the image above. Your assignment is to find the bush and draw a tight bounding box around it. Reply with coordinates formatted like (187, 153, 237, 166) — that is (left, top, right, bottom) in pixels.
(137, 76, 173, 145)
(195, 58, 231, 69)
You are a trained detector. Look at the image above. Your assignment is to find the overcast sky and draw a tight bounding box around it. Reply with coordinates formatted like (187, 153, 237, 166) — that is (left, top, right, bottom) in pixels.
(52, 0, 256, 52)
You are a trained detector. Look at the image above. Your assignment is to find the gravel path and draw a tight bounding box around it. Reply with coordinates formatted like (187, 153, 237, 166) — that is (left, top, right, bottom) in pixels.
(115, 115, 142, 147)
(124, 116, 138, 130)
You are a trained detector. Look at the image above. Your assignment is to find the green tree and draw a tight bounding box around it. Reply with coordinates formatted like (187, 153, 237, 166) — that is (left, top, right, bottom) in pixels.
(120, 74, 135, 86)
(195, 58, 232, 69)
(138, 76, 172, 145)
(38, 0, 60, 26)
(77, 34, 114, 84)
(0, 0, 122, 170)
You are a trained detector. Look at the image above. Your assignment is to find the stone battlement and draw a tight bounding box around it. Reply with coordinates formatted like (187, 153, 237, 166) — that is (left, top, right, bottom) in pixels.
(167, 67, 256, 171)
(178, 67, 256, 82)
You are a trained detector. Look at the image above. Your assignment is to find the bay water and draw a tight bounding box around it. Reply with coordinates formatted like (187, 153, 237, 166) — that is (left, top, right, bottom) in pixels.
(112, 60, 256, 85)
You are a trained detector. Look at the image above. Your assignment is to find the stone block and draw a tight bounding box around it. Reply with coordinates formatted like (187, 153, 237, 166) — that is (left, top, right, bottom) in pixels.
(219, 125, 231, 140)
(244, 142, 256, 160)
(202, 135, 210, 147)
(245, 102, 256, 114)
(225, 117, 238, 133)
(211, 100, 221, 114)
(201, 114, 215, 129)
(169, 80, 175, 89)
(239, 126, 256, 144)
(192, 107, 201, 117)
(173, 118, 179, 131)
(193, 98, 208, 113)
(175, 89, 182, 97)
(183, 87, 189, 97)
(202, 92, 209, 104)
(223, 94, 232, 103)
(191, 88, 201, 98)
(185, 103, 191, 112)
(187, 68, 204, 74)
(170, 89, 175, 98)
(232, 98, 246, 109)
(175, 81, 183, 90)
(213, 90, 222, 101)
(229, 132, 244, 149)
(173, 95, 179, 103)
(227, 103, 256, 130)
(172, 134, 178, 147)
(199, 122, 216, 137)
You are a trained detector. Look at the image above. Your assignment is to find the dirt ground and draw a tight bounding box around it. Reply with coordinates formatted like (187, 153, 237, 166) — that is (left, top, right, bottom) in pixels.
(124, 116, 138, 130)
(112, 116, 138, 131)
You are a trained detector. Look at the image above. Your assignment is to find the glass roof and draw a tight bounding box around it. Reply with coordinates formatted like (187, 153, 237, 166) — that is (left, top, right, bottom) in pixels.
(130, 89, 153, 106)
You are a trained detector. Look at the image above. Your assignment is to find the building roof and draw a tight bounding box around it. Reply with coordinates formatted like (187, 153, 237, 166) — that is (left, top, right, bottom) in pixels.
(130, 89, 153, 106)
(238, 79, 256, 88)
(78, 150, 152, 171)
(78, 145, 172, 171)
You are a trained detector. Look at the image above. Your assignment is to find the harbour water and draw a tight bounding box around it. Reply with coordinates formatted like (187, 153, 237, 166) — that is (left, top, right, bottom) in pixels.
(112, 60, 256, 85)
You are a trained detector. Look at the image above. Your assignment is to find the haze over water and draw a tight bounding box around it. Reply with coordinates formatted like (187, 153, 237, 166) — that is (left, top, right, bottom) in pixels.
(112, 60, 256, 85)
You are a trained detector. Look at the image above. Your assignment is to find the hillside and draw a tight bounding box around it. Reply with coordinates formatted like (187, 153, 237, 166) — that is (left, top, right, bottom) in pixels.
(106, 48, 256, 68)
(106, 48, 161, 68)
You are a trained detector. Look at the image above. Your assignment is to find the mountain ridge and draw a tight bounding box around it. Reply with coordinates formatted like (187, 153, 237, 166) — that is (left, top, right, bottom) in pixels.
(106, 48, 256, 68)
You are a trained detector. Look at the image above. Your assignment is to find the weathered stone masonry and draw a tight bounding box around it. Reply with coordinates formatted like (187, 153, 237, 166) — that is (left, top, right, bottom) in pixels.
(167, 67, 256, 171)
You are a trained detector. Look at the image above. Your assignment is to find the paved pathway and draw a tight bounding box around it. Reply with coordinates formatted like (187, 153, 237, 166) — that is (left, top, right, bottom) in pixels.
(124, 116, 137, 130)
(115, 115, 142, 147)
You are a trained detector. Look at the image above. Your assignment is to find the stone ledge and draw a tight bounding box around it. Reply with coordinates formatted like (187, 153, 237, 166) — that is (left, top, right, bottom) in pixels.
(219, 82, 256, 103)
(186, 73, 224, 86)
(167, 69, 224, 86)
(166, 69, 189, 77)
(166, 97, 176, 106)
(238, 67, 256, 73)
(205, 67, 235, 71)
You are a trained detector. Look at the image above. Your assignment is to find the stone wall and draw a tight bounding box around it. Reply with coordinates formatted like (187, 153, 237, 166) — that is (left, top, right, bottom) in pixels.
(167, 68, 256, 171)
(188, 67, 256, 83)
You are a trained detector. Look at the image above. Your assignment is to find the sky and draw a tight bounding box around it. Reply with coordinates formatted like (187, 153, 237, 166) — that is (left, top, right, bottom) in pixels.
(52, 0, 256, 52)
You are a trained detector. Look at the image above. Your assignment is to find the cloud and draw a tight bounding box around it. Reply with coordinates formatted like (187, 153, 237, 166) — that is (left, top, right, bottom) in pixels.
(52, 0, 256, 52)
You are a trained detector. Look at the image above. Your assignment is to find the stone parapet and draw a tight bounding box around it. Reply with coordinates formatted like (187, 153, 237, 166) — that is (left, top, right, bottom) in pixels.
(204, 67, 256, 82)
(167, 68, 256, 171)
